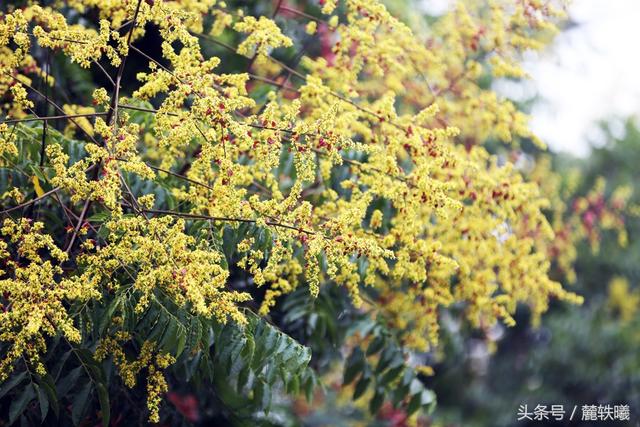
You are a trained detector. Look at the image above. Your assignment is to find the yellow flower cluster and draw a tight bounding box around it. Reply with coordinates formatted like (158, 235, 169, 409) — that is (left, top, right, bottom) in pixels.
(608, 277, 639, 323)
(0, 219, 98, 381)
(95, 337, 175, 423)
(76, 215, 251, 321)
(234, 15, 293, 65)
(0, 123, 19, 158)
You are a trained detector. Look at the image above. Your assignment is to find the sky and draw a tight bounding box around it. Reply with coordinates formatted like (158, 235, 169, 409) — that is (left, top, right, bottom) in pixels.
(422, 0, 640, 157)
(523, 0, 640, 156)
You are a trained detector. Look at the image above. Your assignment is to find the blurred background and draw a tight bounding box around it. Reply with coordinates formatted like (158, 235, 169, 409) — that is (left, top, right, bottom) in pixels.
(421, 0, 640, 425)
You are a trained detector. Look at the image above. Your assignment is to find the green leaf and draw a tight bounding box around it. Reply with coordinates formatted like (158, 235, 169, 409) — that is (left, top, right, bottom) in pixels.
(253, 380, 271, 414)
(71, 381, 92, 426)
(147, 311, 167, 343)
(240, 335, 255, 363)
(98, 297, 120, 335)
(409, 378, 423, 395)
(56, 366, 82, 398)
(237, 365, 251, 392)
(375, 346, 395, 374)
(406, 392, 422, 416)
(303, 372, 315, 402)
(343, 348, 365, 385)
(28, 164, 47, 183)
(37, 374, 59, 418)
(0, 371, 27, 399)
(353, 373, 371, 400)
(52, 351, 72, 382)
(187, 316, 203, 354)
(263, 330, 281, 361)
(369, 387, 385, 414)
(263, 360, 279, 385)
(87, 212, 111, 223)
(9, 384, 35, 425)
(175, 323, 187, 358)
(366, 336, 385, 356)
(286, 374, 300, 395)
(222, 226, 238, 262)
(279, 337, 299, 365)
(160, 317, 179, 354)
(34, 383, 49, 421)
(123, 299, 137, 332)
(380, 365, 403, 386)
(74, 349, 103, 382)
(391, 382, 410, 407)
(96, 382, 110, 427)
(421, 389, 435, 408)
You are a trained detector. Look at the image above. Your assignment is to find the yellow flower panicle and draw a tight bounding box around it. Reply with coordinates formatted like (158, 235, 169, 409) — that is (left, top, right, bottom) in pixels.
(0, 219, 96, 381)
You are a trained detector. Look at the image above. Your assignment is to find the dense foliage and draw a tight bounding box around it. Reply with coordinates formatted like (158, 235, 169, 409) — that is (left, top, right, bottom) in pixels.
(0, 0, 631, 425)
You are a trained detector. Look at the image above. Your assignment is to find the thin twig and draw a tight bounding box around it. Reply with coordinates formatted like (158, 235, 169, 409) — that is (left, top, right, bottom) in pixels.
(39, 48, 50, 167)
(2, 71, 101, 146)
(279, 6, 327, 25)
(1, 112, 108, 125)
(93, 59, 116, 87)
(143, 208, 316, 235)
(0, 187, 61, 214)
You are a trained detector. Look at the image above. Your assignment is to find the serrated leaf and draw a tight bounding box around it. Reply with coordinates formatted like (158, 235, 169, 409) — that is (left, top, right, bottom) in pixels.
(264, 361, 278, 385)
(263, 331, 281, 360)
(286, 374, 300, 395)
(303, 370, 317, 403)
